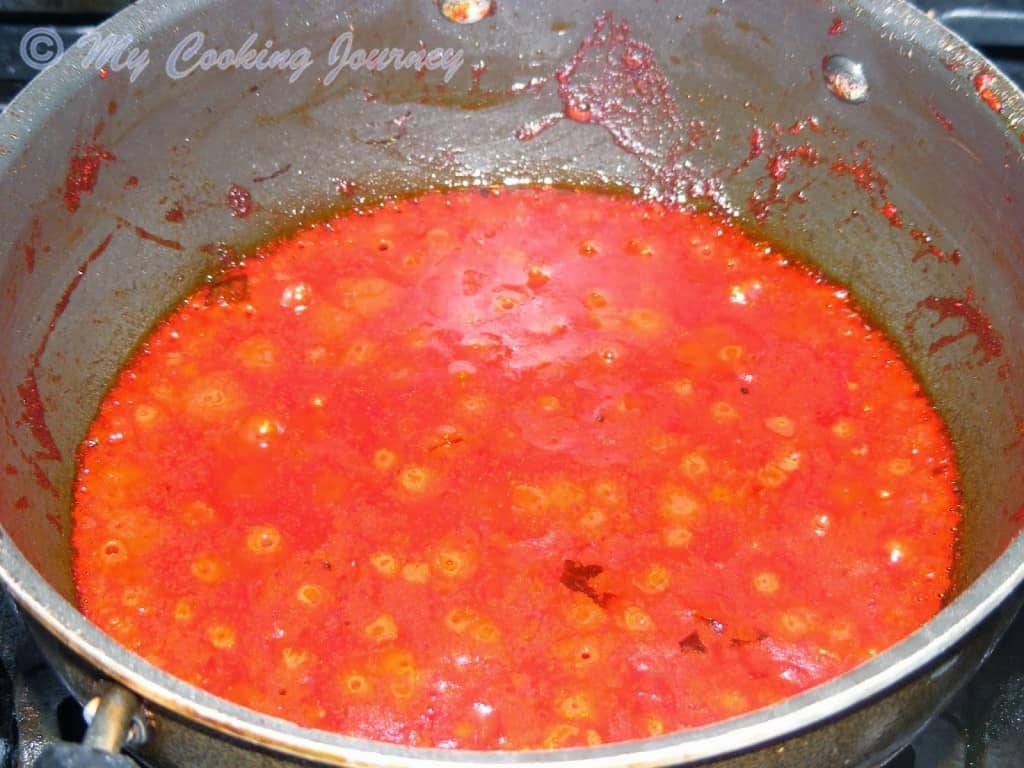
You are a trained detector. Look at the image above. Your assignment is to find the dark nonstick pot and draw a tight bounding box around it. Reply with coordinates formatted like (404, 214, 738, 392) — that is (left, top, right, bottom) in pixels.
(2, 1, 1024, 766)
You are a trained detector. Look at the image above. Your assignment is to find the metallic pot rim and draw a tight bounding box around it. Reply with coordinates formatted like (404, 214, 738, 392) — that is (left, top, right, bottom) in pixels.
(2, 0, 1024, 765)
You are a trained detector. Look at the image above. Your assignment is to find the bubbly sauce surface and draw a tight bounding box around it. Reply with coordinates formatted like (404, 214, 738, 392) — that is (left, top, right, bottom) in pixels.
(73, 188, 960, 749)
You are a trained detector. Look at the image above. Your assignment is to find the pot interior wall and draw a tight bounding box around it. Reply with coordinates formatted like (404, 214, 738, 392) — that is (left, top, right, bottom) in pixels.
(1, 0, 1022, 611)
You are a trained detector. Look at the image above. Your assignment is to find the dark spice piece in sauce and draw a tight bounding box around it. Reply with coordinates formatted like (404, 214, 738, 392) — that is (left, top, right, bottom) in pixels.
(560, 560, 613, 607)
(679, 632, 707, 654)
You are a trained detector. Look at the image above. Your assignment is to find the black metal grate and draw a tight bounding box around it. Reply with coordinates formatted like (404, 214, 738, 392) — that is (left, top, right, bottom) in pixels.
(927, 0, 1024, 85)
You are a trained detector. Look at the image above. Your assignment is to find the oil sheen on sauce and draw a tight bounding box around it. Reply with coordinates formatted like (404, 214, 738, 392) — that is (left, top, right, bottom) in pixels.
(72, 187, 960, 750)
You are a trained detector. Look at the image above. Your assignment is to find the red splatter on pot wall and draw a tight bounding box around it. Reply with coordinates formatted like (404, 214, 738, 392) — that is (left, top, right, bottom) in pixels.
(63, 144, 115, 213)
(974, 72, 1002, 113)
(17, 231, 116, 468)
(226, 183, 254, 218)
(914, 288, 1003, 365)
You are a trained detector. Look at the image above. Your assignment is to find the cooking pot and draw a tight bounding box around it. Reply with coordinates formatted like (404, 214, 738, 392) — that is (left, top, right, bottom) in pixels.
(2, 1, 1024, 766)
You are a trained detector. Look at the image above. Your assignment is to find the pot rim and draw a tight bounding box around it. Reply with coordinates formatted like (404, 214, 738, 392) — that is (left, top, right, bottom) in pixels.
(2, 0, 1024, 765)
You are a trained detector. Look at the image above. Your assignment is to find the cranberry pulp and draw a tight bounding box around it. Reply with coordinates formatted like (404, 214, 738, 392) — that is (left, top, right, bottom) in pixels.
(72, 188, 960, 749)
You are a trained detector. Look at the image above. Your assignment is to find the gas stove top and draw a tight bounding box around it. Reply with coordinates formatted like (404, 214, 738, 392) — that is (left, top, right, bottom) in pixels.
(1, 1, 1024, 767)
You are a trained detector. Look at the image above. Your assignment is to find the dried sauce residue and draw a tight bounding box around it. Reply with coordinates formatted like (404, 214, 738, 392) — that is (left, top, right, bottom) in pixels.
(880, 202, 902, 228)
(1004, 417, 1024, 454)
(826, 149, 968, 270)
(912, 288, 1003, 365)
(828, 17, 845, 35)
(769, 145, 818, 183)
(114, 216, 184, 251)
(930, 105, 955, 132)
(18, 216, 43, 273)
(974, 72, 1002, 114)
(132, 227, 183, 251)
(829, 151, 889, 206)
(470, 61, 486, 92)
(518, 12, 720, 204)
(741, 119, 823, 222)
(747, 126, 766, 162)
(751, 140, 820, 221)
(63, 143, 115, 213)
(910, 229, 961, 265)
(226, 183, 254, 218)
(0, 392, 52, 494)
(18, 231, 116, 469)
(253, 164, 292, 184)
(17, 371, 62, 468)
(943, 54, 967, 73)
(368, 112, 413, 147)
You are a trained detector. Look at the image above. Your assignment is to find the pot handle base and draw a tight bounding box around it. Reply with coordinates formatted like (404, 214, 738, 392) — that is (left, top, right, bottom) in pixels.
(32, 685, 145, 768)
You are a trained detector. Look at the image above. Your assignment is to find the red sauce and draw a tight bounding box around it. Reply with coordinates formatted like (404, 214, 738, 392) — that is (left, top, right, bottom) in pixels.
(72, 188, 960, 749)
